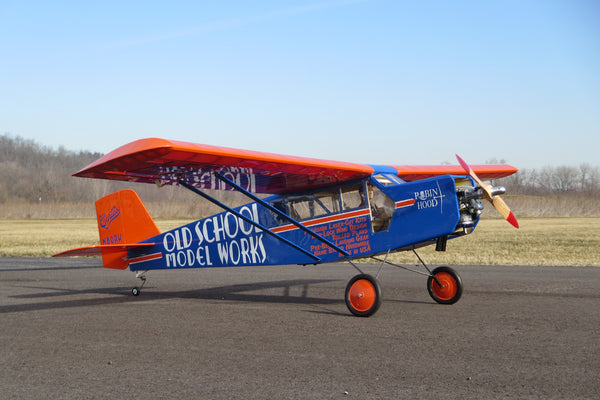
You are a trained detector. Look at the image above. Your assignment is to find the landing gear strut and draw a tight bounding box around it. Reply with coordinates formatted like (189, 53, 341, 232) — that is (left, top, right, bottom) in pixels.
(359, 249, 464, 315)
(409, 249, 463, 304)
(131, 271, 148, 296)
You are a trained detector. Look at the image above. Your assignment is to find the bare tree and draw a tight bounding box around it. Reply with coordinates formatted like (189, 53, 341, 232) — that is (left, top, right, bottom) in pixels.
(539, 166, 580, 192)
(586, 165, 600, 195)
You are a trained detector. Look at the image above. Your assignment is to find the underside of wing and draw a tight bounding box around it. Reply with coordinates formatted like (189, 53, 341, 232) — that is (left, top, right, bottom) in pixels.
(391, 164, 518, 182)
(74, 138, 375, 194)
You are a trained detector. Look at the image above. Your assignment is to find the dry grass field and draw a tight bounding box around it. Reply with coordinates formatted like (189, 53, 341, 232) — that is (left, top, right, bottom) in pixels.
(1, 217, 598, 266)
(387, 217, 600, 267)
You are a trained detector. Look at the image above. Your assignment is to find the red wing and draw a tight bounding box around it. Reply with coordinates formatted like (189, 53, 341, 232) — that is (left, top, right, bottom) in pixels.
(391, 164, 518, 182)
(75, 138, 374, 194)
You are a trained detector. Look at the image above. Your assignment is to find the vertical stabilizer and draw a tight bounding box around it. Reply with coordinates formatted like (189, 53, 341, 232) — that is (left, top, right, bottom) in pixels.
(95, 189, 160, 269)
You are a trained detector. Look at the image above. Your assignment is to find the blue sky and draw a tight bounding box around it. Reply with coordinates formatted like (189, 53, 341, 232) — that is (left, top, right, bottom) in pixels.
(1, 0, 599, 169)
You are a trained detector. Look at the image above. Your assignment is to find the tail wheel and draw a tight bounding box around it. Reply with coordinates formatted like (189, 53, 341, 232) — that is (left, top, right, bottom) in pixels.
(345, 274, 382, 317)
(427, 266, 463, 304)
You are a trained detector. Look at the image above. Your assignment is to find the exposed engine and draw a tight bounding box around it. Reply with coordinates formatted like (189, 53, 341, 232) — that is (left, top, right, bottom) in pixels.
(455, 182, 508, 233)
(456, 185, 484, 232)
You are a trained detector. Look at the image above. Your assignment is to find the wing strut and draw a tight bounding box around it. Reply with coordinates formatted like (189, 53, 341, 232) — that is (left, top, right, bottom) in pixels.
(177, 179, 321, 263)
(214, 171, 350, 258)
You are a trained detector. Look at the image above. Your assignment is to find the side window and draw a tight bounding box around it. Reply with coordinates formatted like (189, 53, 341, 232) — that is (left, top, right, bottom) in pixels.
(367, 183, 395, 232)
(271, 200, 287, 214)
(271, 187, 352, 222)
(289, 197, 312, 220)
(288, 190, 341, 220)
(270, 200, 288, 225)
(341, 184, 365, 210)
(314, 190, 340, 216)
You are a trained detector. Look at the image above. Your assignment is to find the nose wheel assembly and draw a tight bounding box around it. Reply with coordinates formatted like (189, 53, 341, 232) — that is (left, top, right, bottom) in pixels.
(344, 250, 463, 317)
(427, 266, 462, 304)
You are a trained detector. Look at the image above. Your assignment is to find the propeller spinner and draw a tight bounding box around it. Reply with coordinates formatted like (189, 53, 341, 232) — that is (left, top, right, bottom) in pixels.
(456, 155, 519, 228)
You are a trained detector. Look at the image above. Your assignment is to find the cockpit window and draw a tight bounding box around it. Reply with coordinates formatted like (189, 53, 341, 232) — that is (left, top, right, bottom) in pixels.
(269, 184, 369, 224)
(314, 190, 340, 216)
(288, 196, 312, 220)
(281, 189, 342, 221)
(367, 182, 395, 232)
(270, 200, 289, 225)
(341, 184, 365, 210)
(374, 174, 402, 186)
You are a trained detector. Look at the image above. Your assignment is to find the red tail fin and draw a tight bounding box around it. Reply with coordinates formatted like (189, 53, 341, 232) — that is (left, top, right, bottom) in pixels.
(94, 189, 160, 269)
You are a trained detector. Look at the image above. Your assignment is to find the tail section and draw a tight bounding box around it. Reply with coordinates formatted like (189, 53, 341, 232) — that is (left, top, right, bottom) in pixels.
(95, 189, 160, 269)
(53, 189, 160, 269)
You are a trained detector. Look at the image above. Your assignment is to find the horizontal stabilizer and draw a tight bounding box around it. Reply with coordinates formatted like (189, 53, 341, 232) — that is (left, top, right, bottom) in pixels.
(53, 243, 155, 258)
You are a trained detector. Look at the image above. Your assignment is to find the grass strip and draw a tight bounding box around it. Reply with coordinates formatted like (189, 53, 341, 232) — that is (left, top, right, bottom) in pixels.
(1, 218, 598, 266)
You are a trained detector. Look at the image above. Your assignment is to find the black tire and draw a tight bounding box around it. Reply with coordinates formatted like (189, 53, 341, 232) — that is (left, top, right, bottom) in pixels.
(132, 287, 140, 296)
(345, 274, 382, 317)
(427, 266, 463, 304)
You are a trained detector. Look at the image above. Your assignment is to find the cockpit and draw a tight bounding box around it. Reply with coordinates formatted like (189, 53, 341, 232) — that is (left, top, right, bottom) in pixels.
(268, 173, 401, 233)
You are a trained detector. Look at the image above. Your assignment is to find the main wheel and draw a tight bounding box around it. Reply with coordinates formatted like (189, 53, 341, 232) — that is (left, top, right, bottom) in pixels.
(345, 274, 381, 317)
(427, 266, 463, 304)
(132, 287, 140, 296)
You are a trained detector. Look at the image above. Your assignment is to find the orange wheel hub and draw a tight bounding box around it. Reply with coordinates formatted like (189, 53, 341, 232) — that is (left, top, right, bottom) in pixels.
(431, 271, 458, 301)
(348, 279, 377, 312)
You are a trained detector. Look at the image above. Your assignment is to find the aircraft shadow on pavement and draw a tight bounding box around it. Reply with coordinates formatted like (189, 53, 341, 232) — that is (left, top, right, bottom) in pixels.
(1, 279, 345, 314)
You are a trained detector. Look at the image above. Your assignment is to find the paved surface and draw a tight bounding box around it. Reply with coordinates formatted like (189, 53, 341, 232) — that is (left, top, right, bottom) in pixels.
(1, 258, 599, 399)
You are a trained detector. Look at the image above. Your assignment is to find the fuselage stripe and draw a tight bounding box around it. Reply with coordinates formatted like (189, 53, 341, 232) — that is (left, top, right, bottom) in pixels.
(395, 199, 415, 208)
(271, 209, 370, 234)
(128, 252, 163, 265)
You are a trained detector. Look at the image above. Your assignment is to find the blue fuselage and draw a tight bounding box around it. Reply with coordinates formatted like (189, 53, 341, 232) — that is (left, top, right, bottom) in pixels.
(128, 173, 477, 271)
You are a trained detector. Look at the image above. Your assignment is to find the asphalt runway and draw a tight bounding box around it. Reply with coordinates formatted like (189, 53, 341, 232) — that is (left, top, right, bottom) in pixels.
(1, 258, 598, 399)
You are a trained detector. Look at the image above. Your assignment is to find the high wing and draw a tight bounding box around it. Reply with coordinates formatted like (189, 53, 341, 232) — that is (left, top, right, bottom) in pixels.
(74, 138, 375, 194)
(391, 164, 518, 182)
(74, 138, 518, 193)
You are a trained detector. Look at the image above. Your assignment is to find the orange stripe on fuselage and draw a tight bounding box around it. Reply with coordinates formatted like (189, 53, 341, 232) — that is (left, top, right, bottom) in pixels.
(395, 199, 415, 208)
(128, 252, 163, 265)
(271, 209, 370, 234)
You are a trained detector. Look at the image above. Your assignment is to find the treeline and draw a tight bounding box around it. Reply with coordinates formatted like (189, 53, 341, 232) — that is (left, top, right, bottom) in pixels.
(0, 135, 104, 203)
(0, 135, 244, 218)
(1, 134, 598, 218)
(0, 134, 217, 204)
(499, 165, 600, 195)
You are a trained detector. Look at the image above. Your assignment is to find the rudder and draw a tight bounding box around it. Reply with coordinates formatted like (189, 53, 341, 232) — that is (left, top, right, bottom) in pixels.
(95, 189, 160, 269)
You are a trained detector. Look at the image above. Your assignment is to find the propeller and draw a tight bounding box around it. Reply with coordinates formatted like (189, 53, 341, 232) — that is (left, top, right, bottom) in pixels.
(456, 154, 519, 228)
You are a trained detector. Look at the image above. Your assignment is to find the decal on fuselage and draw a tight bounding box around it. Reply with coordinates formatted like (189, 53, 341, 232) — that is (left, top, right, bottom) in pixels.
(273, 209, 372, 257)
(414, 181, 445, 212)
(309, 213, 371, 256)
(161, 203, 266, 268)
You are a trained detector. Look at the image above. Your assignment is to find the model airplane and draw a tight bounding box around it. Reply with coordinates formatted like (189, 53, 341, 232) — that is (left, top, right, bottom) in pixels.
(54, 138, 518, 317)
